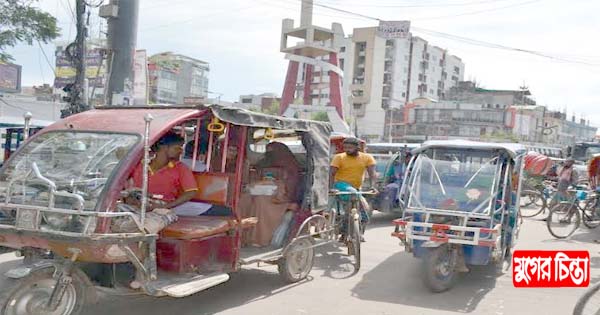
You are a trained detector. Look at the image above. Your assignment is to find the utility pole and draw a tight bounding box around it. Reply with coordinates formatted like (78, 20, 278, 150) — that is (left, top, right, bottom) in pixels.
(101, 0, 139, 105)
(388, 108, 393, 143)
(61, 0, 89, 118)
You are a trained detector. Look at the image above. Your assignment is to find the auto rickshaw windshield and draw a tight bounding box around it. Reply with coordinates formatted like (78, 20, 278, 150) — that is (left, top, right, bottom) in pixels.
(0, 131, 139, 213)
(407, 148, 502, 213)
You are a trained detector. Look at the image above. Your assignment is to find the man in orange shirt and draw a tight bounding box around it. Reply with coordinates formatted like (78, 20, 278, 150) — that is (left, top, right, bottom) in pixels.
(131, 132, 198, 210)
(330, 137, 377, 241)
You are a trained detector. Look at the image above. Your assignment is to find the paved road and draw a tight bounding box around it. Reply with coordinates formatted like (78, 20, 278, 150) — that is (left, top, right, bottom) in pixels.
(0, 212, 597, 315)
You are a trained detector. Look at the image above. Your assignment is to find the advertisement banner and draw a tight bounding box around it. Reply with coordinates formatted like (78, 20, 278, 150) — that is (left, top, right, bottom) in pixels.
(133, 49, 148, 105)
(377, 21, 411, 39)
(53, 48, 105, 89)
(0, 63, 22, 93)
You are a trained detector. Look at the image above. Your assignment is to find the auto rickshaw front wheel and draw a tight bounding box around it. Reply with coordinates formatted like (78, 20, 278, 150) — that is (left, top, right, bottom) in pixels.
(0, 269, 87, 315)
(422, 244, 458, 293)
(278, 238, 315, 284)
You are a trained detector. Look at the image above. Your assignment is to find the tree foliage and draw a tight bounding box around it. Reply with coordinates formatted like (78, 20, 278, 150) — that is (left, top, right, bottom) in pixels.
(0, 0, 60, 62)
(311, 111, 329, 122)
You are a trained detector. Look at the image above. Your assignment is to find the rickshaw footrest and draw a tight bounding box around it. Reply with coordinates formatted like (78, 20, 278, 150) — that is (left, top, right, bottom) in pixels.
(148, 273, 230, 298)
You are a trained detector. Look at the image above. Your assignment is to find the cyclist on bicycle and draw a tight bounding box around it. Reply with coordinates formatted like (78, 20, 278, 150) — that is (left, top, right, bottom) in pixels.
(556, 157, 579, 202)
(330, 137, 377, 242)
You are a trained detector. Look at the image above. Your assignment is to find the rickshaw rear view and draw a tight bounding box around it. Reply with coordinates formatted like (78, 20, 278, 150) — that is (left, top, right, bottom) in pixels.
(392, 140, 526, 292)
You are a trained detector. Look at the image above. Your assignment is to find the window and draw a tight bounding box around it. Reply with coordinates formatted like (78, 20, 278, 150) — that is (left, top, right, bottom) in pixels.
(383, 73, 392, 84)
(340, 46, 346, 52)
(249, 129, 306, 155)
(339, 58, 345, 69)
(241, 98, 253, 104)
(352, 90, 364, 97)
(158, 79, 177, 91)
(160, 71, 177, 81)
(356, 42, 366, 52)
(454, 66, 460, 74)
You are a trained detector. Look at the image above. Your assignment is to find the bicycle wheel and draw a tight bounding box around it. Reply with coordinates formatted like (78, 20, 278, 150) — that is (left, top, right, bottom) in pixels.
(546, 202, 580, 239)
(520, 190, 537, 208)
(520, 190, 545, 218)
(573, 281, 600, 315)
(582, 198, 600, 229)
(346, 208, 361, 272)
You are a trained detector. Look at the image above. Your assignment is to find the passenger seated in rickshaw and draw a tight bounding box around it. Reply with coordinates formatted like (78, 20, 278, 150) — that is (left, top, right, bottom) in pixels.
(380, 152, 411, 211)
(246, 142, 302, 247)
(182, 139, 208, 172)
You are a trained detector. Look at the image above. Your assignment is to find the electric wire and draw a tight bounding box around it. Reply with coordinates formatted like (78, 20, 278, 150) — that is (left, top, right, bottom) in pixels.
(37, 41, 58, 77)
(284, 0, 600, 66)
(0, 98, 31, 113)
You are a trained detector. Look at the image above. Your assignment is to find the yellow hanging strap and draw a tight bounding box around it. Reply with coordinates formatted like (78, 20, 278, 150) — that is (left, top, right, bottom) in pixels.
(207, 117, 225, 133)
(264, 128, 275, 140)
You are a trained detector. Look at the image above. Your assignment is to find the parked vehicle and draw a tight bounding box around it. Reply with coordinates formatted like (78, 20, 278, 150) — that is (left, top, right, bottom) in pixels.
(392, 140, 526, 292)
(0, 105, 360, 315)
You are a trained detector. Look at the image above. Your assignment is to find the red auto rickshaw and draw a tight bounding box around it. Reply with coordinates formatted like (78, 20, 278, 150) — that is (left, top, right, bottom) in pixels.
(0, 105, 363, 315)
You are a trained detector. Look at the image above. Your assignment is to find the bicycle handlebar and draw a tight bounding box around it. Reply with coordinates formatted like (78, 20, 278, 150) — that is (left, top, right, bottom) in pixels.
(329, 190, 378, 196)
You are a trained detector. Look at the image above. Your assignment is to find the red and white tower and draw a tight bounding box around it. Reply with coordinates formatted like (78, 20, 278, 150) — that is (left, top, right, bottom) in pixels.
(279, 0, 345, 121)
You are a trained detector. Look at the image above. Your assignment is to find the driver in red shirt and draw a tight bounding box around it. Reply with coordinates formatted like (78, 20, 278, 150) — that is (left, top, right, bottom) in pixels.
(131, 132, 198, 210)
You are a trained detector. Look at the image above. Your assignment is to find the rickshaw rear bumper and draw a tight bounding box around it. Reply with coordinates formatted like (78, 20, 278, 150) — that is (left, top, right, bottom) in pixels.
(0, 225, 155, 263)
(392, 219, 501, 248)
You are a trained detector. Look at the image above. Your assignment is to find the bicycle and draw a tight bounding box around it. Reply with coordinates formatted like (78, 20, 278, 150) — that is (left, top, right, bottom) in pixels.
(520, 181, 557, 218)
(573, 281, 600, 315)
(546, 187, 600, 239)
(328, 189, 377, 271)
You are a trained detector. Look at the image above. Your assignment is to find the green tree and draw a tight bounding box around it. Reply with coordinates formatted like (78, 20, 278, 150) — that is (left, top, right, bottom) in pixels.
(262, 100, 280, 115)
(0, 0, 60, 62)
(311, 111, 329, 122)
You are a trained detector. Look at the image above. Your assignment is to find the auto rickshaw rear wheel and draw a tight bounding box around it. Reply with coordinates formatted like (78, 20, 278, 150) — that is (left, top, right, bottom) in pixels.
(0, 269, 87, 315)
(422, 244, 458, 293)
(278, 238, 315, 283)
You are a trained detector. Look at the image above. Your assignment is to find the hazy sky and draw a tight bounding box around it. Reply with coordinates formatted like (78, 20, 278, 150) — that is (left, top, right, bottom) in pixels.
(7, 0, 600, 125)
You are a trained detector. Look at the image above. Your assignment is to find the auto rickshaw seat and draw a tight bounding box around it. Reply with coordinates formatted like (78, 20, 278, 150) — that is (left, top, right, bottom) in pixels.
(161, 216, 258, 240)
(192, 172, 231, 206)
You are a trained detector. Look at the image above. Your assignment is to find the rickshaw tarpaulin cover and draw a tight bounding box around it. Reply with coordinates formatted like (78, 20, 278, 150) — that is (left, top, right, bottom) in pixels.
(210, 105, 333, 211)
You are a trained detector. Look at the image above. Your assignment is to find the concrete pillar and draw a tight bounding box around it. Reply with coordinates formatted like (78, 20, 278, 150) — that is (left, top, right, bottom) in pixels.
(300, 0, 313, 27)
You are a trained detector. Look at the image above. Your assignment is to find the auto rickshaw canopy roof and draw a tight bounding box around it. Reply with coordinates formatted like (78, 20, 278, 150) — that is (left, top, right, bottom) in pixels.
(40, 104, 333, 211)
(414, 140, 526, 159)
(43, 104, 332, 139)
